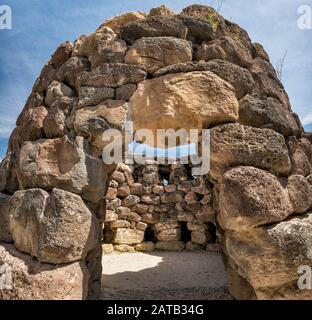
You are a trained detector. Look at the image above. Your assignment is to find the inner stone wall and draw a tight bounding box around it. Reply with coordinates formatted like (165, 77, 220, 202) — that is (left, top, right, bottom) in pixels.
(103, 160, 218, 253)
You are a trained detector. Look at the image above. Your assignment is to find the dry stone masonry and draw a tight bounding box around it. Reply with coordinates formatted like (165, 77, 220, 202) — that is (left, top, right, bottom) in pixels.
(0, 4, 312, 300)
(103, 160, 217, 253)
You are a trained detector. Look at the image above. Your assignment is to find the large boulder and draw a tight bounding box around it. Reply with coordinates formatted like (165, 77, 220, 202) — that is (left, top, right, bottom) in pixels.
(16, 92, 45, 126)
(196, 37, 253, 68)
(181, 5, 253, 52)
(225, 213, 312, 299)
(0, 244, 89, 300)
(210, 123, 291, 181)
(9, 188, 99, 264)
(130, 71, 239, 147)
(177, 15, 214, 43)
(17, 136, 107, 203)
(14, 105, 48, 142)
(288, 137, 312, 177)
(113, 229, 144, 245)
(72, 26, 116, 58)
(219, 167, 293, 231)
(287, 175, 312, 213)
(249, 58, 291, 110)
(148, 5, 175, 18)
(73, 100, 128, 152)
(125, 37, 193, 73)
(120, 16, 188, 44)
(45, 81, 75, 107)
(154, 60, 254, 99)
(77, 63, 147, 88)
(43, 96, 77, 139)
(56, 56, 90, 91)
(51, 42, 73, 69)
(239, 95, 300, 136)
(252, 42, 270, 61)
(78, 86, 115, 108)
(180, 4, 224, 29)
(90, 38, 127, 69)
(99, 11, 146, 32)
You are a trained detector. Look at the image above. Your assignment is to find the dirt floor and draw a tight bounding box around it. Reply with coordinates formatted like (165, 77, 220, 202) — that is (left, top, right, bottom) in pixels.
(101, 251, 232, 300)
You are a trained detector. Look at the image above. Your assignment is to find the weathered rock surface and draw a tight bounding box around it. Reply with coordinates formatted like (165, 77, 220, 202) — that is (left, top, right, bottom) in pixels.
(15, 105, 48, 142)
(210, 123, 291, 180)
(287, 175, 312, 213)
(120, 16, 188, 44)
(154, 60, 254, 99)
(72, 26, 116, 58)
(51, 42, 73, 69)
(226, 213, 312, 299)
(56, 56, 90, 91)
(116, 83, 137, 101)
(0, 193, 11, 243)
(0, 153, 19, 195)
(239, 95, 300, 136)
(9, 188, 99, 264)
(99, 12, 146, 32)
(74, 99, 127, 152)
(77, 63, 146, 88)
(288, 137, 312, 177)
(113, 244, 135, 253)
(219, 167, 293, 231)
(46, 81, 75, 107)
(130, 71, 239, 147)
(252, 42, 270, 61)
(78, 86, 115, 108)
(113, 229, 144, 245)
(17, 136, 107, 203)
(125, 37, 193, 73)
(43, 96, 77, 138)
(134, 241, 155, 252)
(148, 5, 175, 18)
(250, 58, 291, 110)
(90, 37, 127, 69)
(196, 37, 253, 68)
(0, 244, 89, 300)
(177, 15, 214, 43)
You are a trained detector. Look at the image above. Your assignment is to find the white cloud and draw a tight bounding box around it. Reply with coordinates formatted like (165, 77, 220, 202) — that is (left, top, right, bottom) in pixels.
(0, 117, 16, 139)
(302, 112, 312, 126)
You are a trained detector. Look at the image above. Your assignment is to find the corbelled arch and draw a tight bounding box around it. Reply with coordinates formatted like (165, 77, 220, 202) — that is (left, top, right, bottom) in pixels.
(0, 4, 312, 300)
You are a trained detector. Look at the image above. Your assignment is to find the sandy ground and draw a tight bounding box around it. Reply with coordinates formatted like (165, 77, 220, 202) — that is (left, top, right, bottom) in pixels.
(101, 251, 232, 300)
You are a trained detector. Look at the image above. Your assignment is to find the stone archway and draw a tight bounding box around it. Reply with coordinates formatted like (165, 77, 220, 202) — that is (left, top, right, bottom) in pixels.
(1, 4, 312, 300)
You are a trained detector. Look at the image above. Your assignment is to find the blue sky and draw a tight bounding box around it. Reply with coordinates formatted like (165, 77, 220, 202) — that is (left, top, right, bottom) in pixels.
(0, 0, 311, 160)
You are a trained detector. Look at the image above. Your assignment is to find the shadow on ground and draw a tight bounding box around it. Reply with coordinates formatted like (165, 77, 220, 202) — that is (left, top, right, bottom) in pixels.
(101, 251, 232, 300)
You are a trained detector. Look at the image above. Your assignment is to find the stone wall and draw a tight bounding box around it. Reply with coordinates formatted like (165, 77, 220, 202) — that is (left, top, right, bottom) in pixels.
(0, 4, 312, 300)
(103, 160, 218, 253)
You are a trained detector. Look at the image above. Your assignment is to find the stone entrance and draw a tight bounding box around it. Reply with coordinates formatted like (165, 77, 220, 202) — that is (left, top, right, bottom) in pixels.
(1, 4, 312, 300)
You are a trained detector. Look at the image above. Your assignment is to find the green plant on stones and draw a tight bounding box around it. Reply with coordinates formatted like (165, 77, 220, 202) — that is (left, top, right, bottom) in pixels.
(200, 13, 219, 30)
